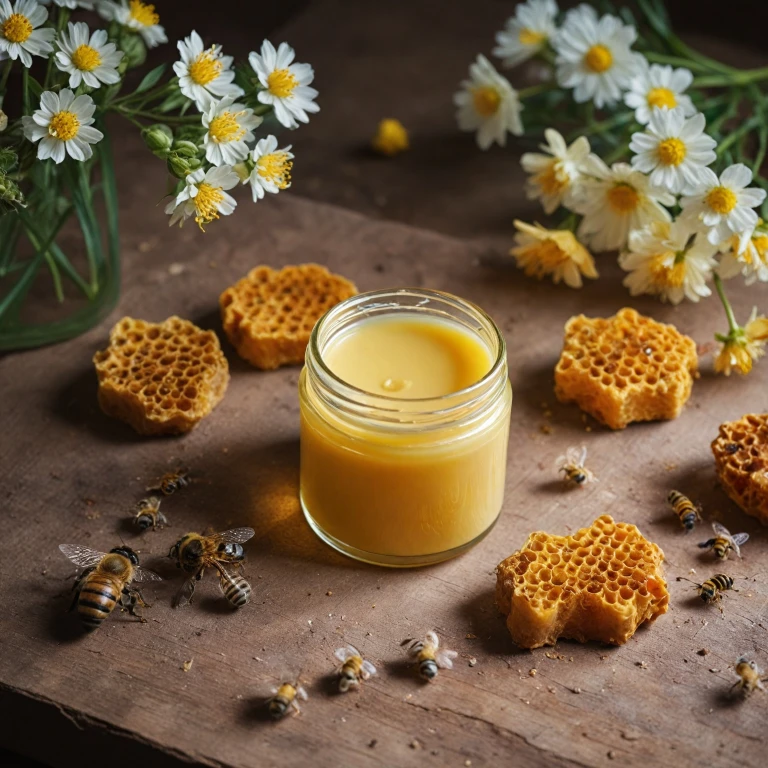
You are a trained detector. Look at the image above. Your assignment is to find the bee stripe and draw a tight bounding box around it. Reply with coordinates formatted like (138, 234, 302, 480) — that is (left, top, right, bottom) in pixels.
(80, 587, 117, 601)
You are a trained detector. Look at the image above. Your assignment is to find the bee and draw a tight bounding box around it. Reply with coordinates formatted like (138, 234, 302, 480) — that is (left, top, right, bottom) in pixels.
(732, 657, 766, 696)
(334, 645, 377, 692)
(148, 468, 190, 496)
(59, 544, 161, 630)
(134, 497, 168, 531)
(677, 573, 737, 613)
(698, 521, 749, 560)
(667, 490, 702, 532)
(268, 679, 308, 719)
(168, 527, 255, 608)
(401, 630, 458, 681)
(556, 445, 596, 486)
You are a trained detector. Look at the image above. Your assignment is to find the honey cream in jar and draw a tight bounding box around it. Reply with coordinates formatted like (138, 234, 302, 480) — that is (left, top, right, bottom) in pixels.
(299, 289, 512, 567)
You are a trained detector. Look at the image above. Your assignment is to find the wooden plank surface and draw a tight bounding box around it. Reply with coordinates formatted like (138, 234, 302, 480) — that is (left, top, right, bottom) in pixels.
(2, 1, 768, 766)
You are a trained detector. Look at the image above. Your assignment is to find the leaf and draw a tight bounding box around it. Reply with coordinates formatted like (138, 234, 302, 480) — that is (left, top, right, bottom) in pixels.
(26, 75, 43, 100)
(157, 89, 189, 113)
(135, 63, 167, 94)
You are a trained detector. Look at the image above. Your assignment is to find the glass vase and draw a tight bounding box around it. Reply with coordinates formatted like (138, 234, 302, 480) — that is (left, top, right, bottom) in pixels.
(0, 133, 119, 351)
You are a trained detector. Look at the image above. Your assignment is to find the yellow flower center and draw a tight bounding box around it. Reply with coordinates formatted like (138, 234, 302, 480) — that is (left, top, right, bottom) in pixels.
(1, 13, 33, 43)
(208, 111, 245, 144)
(646, 87, 677, 109)
(257, 152, 293, 189)
(518, 28, 546, 46)
(472, 86, 501, 117)
(372, 119, 409, 156)
(584, 44, 613, 73)
(657, 137, 686, 167)
(607, 183, 640, 213)
(129, 0, 160, 27)
(193, 183, 224, 231)
(48, 111, 80, 142)
(188, 49, 223, 86)
(650, 252, 686, 288)
(705, 186, 738, 215)
(267, 69, 299, 98)
(71, 44, 102, 72)
(534, 161, 567, 196)
(753, 235, 768, 261)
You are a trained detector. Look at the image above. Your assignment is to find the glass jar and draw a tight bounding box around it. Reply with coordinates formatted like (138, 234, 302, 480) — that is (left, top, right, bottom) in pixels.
(299, 288, 512, 567)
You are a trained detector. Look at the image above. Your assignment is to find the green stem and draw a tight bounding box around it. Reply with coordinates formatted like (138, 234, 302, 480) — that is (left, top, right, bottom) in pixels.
(21, 67, 30, 116)
(643, 52, 714, 74)
(716, 115, 761, 157)
(713, 273, 740, 335)
(693, 67, 768, 88)
(0, 60, 12, 104)
(115, 107, 201, 124)
(109, 81, 173, 109)
(569, 111, 634, 141)
(518, 82, 557, 100)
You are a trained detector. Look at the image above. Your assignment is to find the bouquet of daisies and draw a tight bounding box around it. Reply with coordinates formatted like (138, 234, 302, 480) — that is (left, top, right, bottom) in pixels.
(454, 0, 768, 376)
(0, 0, 318, 228)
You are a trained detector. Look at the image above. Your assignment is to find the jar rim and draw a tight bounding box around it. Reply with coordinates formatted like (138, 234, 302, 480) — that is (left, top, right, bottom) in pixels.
(305, 288, 508, 426)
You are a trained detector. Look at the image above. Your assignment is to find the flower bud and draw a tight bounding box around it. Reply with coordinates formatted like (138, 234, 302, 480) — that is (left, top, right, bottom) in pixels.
(172, 139, 199, 158)
(167, 154, 191, 179)
(120, 33, 147, 69)
(232, 162, 251, 184)
(0, 172, 25, 210)
(0, 109, 7, 133)
(143, 124, 173, 155)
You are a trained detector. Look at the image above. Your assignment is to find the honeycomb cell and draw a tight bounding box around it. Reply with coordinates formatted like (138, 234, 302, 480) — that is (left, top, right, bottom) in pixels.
(219, 264, 358, 370)
(554, 308, 697, 429)
(495, 515, 669, 649)
(712, 413, 768, 524)
(93, 316, 229, 436)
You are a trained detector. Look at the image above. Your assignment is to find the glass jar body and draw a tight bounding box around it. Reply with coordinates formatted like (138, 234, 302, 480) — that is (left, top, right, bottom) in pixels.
(299, 289, 512, 567)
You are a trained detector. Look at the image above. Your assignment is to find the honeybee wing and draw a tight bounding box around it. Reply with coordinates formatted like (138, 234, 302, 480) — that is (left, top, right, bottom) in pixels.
(173, 577, 197, 608)
(270, 686, 279, 695)
(425, 630, 440, 649)
(59, 544, 107, 570)
(133, 566, 163, 583)
(566, 445, 586, 465)
(209, 527, 256, 544)
(296, 686, 309, 701)
(335, 646, 357, 663)
(712, 521, 732, 538)
(435, 649, 458, 669)
(730, 532, 749, 556)
(361, 660, 377, 678)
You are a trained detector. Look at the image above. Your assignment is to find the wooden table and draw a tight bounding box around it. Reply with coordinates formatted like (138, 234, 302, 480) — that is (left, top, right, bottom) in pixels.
(2, 2, 767, 767)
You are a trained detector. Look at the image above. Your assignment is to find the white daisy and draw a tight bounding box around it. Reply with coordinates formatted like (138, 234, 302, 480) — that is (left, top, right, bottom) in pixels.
(21, 89, 103, 164)
(98, 1, 167, 49)
(54, 22, 123, 89)
(520, 128, 591, 214)
(552, 5, 645, 108)
(718, 220, 768, 285)
(202, 96, 262, 167)
(493, 0, 558, 68)
(173, 30, 243, 112)
(38, 1, 94, 9)
(249, 40, 319, 130)
(165, 165, 239, 231)
(624, 63, 695, 125)
(0, 0, 54, 68)
(629, 107, 716, 195)
(619, 220, 717, 304)
(572, 157, 675, 252)
(679, 163, 766, 245)
(454, 54, 523, 150)
(247, 135, 293, 202)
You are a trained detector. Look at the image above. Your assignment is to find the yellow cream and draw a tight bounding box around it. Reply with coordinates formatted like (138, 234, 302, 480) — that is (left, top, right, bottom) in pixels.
(299, 290, 512, 566)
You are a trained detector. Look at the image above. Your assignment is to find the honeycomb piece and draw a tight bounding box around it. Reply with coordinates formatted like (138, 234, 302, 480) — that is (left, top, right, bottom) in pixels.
(554, 307, 697, 430)
(495, 515, 669, 649)
(712, 413, 768, 524)
(93, 316, 229, 436)
(220, 264, 357, 370)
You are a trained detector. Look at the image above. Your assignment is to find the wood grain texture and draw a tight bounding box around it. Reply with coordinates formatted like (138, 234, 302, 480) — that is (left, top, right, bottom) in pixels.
(1, 1, 768, 766)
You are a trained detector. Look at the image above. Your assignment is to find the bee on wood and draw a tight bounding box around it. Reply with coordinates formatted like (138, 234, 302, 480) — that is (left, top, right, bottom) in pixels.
(556, 446, 596, 486)
(134, 497, 168, 531)
(334, 645, 377, 692)
(59, 544, 161, 630)
(268, 679, 308, 719)
(667, 490, 702, 532)
(732, 657, 766, 696)
(168, 527, 255, 608)
(677, 573, 738, 613)
(401, 630, 458, 681)
(698, 521, 749, 560)
(148, 468, 190, 496)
